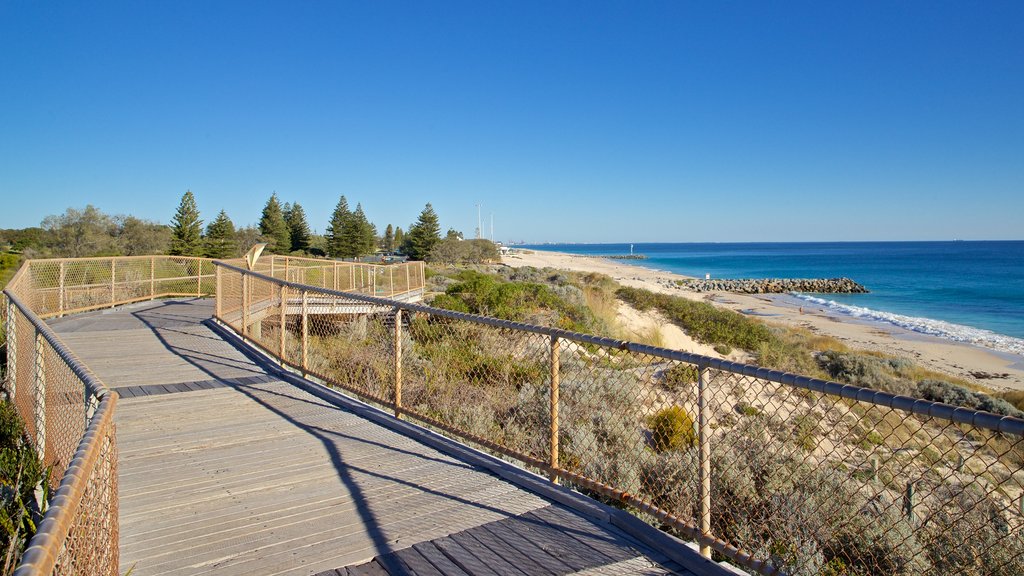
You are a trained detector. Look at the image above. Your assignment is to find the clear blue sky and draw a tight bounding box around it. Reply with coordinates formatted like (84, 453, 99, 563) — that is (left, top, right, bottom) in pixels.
(2, 2, 1021, 242)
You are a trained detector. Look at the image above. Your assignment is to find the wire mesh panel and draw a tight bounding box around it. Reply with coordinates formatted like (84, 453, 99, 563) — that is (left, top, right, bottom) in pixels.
(401, 313, 552, 463)
(42, 343, 87, 482)
(211, 261, 1024, 576)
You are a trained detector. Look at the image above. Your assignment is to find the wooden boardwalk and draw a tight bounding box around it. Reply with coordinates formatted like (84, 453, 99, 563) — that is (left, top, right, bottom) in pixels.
(50, 299, 720, 576)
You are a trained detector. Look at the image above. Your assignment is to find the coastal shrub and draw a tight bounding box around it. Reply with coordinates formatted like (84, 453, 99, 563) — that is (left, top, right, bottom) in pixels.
(916, 379, 1024, 419)
(998, 390, 1024, 412)
(615, 286, 774, 351)
(1, 400, 49, 570)
(817, 351, 916, 396)
(648, 406, 696, 452)
(713, 343, 732, 356)
(432, 269, 604, 333)
(755, 331, 822, 377)
(660, 363, 698, 391)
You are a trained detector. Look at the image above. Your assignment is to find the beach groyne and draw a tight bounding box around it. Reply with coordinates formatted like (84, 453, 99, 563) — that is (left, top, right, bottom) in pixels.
(678, 277, 868, 294)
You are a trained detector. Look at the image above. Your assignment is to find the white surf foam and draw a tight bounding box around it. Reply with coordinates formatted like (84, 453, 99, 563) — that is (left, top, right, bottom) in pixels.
(791, 294, 1024, 357)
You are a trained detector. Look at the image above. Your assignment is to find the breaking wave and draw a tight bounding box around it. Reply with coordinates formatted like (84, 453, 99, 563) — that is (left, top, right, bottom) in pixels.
(791, 294, 1024, 357)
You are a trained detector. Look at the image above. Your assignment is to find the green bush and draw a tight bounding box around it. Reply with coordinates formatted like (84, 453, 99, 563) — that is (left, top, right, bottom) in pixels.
(917, 379, 1024, 419)
(648, 406, 696, 452)
(661, 364, 698, 391)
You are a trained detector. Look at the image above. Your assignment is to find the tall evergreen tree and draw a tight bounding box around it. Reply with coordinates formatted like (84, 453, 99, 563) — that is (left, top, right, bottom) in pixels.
(169, 190, 203, 256)
(350, 203, 377, 257)
(259, 193, 291, 253)
(383, 224, 395, 252)
(402, 203, 442, 261)
(325, 196, 351, 258)
(287, 202, 312, 253)
(204, 210, 237, 258)
(394, 227, 404, 252)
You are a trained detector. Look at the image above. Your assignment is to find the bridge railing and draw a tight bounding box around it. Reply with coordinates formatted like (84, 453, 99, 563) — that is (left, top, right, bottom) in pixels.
(242, 255, 425, 300)
(2, 258, 128, 575)
(215, 260, 1024, 576)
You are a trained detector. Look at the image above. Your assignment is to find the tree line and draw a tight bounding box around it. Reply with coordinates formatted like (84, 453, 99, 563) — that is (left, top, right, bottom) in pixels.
(2, 190, 498, 266)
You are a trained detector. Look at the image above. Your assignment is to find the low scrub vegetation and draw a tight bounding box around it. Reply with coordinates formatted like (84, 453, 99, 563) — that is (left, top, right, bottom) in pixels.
(0, 401, 49, 573)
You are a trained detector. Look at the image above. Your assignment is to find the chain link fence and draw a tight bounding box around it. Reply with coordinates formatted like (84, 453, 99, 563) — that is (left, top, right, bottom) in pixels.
(217, 261, 1024, 576)
(4, 274, 119, 575)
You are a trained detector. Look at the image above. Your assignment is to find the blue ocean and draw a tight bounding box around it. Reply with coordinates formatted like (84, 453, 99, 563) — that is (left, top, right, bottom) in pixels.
(520, 242, 1024, 357)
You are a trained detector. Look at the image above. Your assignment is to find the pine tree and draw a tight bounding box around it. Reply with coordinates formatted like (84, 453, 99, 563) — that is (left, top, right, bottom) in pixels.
(402, 203, 442, 261)
(287, 202, 312, 253)
(259, 193, 291, 254)
(350, 204, 377, 257)
(383, 224, 395, 252)
(325, 196, 351, 258)
(204, 210, 237, 258)
(394, 227, 404, 252)
(169, 190, 203, 256)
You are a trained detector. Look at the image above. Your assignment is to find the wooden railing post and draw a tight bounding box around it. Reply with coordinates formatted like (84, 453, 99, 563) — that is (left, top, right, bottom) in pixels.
(58, 261, 66, 318)
(279, 284, 287, 362)
(150, 256, 156, 299)
(698, 364, 712, 558)
(550, 335, 560, 484)
(394, 308, 403, 419)
(5, 298, 16, 399)
(242, 273, 250, 338)
(215, 265, 223, 320)
(196, 259, 203, 296)
(405, 264, 411, 292)
(110, 260, 116, 307)
(333, 262, 339, 290)
(372, 268, 377, 295)
(33, 328, 46, 462)
(301, 290, 308, 375)
(389, 267, 394, 297)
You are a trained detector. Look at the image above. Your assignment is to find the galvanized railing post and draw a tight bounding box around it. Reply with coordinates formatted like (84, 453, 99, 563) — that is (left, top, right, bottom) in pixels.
(278, 283, 287, 362)
(698, 364, 712, 558)
(150, 255, 156, 299)
(110, 260, 116, 307)
(33, 328, 46, 462)
(394, 308, 403, 419)
(241, 273, 250, 338)
(58, 261, 66, 317)
(5, 298, 16, 399)
(550, 335, 560, 484)
(301, 289, 308, 374)
(215, 265, 223, 319)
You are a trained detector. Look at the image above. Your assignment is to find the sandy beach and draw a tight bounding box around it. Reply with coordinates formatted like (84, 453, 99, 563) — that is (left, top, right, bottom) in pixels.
(502, 249, 1024, 391)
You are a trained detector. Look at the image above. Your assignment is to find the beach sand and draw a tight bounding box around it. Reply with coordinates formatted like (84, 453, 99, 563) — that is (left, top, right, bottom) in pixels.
(502, 249, 1024, 391)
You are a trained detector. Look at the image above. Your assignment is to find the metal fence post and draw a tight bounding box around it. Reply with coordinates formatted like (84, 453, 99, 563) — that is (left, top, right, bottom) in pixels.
(394, 308, 403, 419)
(550, 335, 560, 484)
(33, 328, 46, 462)
(698, 364, 711, 558)
(5, 298, 16, 399)
(333, 262, 339, 291)
(279, 284, 287, 362)
(150, 255, 156, 299)
(242, 273, 250, 338)
(301, 290, 308, 374)
(58, 261, 66, 317)
(215, 265, 223, 319)
(110, 259, 116, 307)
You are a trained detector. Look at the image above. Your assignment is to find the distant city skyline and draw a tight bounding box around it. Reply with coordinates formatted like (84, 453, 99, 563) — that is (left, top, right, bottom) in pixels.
(2, 2, 1021, 242)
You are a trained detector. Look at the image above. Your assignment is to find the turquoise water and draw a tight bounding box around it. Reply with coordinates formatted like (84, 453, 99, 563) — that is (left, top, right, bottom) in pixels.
(520, 242, 1024, 356)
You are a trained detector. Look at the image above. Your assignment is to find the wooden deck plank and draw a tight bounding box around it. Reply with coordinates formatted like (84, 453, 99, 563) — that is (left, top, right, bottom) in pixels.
(48, 299, 707, 576)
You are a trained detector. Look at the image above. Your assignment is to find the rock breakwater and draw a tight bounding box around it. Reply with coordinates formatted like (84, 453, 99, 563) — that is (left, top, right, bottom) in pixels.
(678, 277, 868, 294)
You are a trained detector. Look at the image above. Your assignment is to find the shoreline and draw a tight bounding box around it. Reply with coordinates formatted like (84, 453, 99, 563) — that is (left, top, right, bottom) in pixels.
(501, 249, 1024, 391)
